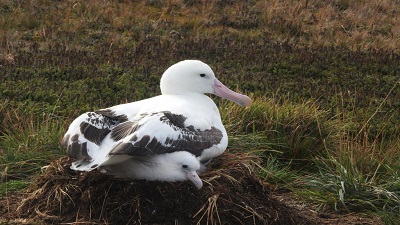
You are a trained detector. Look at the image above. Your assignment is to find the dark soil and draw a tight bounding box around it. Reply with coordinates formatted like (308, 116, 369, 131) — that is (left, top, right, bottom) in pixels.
(0, 152, 382, 225)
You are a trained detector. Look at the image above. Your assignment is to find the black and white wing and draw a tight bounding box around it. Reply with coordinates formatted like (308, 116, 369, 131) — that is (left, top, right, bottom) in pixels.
(61, 109, 128, 162)
(108, 111, 224, 157)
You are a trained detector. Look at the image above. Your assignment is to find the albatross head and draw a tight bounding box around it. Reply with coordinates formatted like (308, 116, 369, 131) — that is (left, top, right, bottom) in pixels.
(160, 60, 252, 107)
(167, 151, 203, 189)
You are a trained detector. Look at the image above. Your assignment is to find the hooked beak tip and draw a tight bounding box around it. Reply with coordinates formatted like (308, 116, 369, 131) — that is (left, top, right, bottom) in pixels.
(186, 171, 203, 189)
(240, 96, 252, 107)
(213, 78, 252, 107)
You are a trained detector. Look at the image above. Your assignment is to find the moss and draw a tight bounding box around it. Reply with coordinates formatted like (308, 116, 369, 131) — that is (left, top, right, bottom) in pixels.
(0, 180, 29, 194)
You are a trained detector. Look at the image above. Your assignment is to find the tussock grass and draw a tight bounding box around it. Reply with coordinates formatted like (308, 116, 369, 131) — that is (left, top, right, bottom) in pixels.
(256, 155, 298, 185)
(220, 97, 336, 163)
(0, 100, 65, 181)
(296, 153, 400, 216)
(287, 110, 400, 223)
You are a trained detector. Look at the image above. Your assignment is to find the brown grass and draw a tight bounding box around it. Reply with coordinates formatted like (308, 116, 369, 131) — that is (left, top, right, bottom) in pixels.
(1, 0, 399, 58)
(257, 0, 400, 51)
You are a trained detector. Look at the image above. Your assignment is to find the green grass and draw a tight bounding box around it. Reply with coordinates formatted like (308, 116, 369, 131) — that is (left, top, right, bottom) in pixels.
(1, 0, 400, 224)
(221, 98, 336, 164)
(0, 180, 29, 193)
(257, 155, 298, 185)
(292, 155, 400, 222)
(0, 101, 65, 180)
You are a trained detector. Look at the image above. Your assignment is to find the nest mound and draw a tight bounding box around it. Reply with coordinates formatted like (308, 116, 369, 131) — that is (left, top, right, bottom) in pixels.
(12, 152, 310, 225)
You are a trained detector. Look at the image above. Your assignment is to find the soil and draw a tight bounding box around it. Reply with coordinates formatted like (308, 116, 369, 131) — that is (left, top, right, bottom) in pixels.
(0, 152, 382, 225)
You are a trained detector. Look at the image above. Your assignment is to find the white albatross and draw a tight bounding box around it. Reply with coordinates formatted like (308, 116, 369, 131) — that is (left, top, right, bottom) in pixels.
(61, 60, 252, 189)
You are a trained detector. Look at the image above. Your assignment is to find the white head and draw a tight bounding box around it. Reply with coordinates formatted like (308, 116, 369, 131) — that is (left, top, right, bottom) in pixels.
(165, 151, 203, 189)
(160, 60, 252, 107)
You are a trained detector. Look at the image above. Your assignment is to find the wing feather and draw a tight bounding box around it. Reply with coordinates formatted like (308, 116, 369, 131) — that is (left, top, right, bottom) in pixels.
(109, 111, 223, 157)
(63, 109, 128, 160)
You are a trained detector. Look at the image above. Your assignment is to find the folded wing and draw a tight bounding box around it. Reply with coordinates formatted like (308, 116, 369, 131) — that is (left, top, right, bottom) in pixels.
(62, 110, 223, 171)
(109, 111, 223, 157)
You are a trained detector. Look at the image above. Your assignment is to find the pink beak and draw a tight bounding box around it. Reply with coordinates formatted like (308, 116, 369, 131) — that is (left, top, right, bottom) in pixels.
(213, 78, 252, 107)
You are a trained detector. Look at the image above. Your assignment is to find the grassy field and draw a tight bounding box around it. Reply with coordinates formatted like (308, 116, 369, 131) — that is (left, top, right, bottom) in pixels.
(1, 0, 400, 224)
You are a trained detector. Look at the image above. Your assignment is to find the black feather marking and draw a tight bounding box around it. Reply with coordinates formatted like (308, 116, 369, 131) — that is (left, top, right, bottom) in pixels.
(96, 109, 128, 122)
(161, 111, 186, 128)
(66, 134, 92, 160)
(67, 141, 92, 160)
(71, 134, 79, 142)
(186, 125, 196, 132)
(80, 142, 91, 160)
(109, 142, 123, 154)
(134, 135, 150, 148)
(146, 137, 158, 149)
(130, 134, 138, 142)
(78, 109, 128, 145)
(67, 142, 81, 159)
(80, 122, 111, 145)
(164, 137, 172, 145)
(109, 142, 153, 156)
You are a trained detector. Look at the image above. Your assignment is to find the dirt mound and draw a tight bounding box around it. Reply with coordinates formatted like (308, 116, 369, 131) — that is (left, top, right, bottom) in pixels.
(1, 152, 300, 224)
(1, 152, 381, 225)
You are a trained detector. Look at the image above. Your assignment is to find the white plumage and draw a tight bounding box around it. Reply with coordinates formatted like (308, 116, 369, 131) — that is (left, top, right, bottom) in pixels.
(62, 60, 251, 189)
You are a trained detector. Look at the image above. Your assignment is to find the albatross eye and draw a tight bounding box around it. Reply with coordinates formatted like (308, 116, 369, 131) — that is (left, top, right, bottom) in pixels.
(182, 165, 188, 169)
(199, 73, 206, 77)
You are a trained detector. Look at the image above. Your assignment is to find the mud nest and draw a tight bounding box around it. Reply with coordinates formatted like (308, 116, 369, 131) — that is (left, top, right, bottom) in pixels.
(8, 151, 316, 225)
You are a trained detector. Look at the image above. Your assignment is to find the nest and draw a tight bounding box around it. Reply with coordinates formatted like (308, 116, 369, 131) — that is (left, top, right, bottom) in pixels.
(14, 152, 309, 225)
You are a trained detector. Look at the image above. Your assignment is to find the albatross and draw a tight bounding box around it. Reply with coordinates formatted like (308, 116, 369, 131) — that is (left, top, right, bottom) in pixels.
(61, 60, 251, 189)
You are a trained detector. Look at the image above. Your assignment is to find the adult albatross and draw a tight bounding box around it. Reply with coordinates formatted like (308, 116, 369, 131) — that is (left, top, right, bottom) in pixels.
(62, 60, 251, 189)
